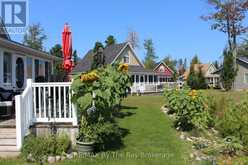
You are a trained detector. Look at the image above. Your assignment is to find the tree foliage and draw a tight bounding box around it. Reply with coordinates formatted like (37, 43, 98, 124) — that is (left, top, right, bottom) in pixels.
(187, 56, 207, 89)
(202, 0, 248, 51)
(221, 49, 237, 90)
(23, 23, 47, 51)
(143, 39, 157, 69)
(105, 35, 116, 47)
(49, 44, 62, 57)
(73, 50, 79, 65)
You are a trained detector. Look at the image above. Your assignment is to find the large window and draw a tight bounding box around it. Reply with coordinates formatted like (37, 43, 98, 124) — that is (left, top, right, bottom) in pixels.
(26, 57, 33, 79)
(3, 52, 12, 84)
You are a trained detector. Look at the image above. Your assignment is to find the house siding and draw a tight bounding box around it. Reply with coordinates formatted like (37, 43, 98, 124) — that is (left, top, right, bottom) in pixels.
(117, 47, 140, 66)
(234, 60, 248, 90)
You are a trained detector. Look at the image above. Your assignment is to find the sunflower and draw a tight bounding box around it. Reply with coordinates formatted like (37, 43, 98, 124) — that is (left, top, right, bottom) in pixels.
(188, 90, 197, 99)
(80, 70, 99, 83)
(118, 63, 128, 72)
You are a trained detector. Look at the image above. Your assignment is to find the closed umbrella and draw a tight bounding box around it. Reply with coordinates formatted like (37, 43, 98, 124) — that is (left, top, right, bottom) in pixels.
(62, 23, 73, 72)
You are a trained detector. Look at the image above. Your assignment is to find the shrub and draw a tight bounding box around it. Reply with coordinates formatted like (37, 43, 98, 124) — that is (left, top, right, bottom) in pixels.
(164, 87, 212, 130)
(21, 134, 70, 163)
(216, 95, 248, 148)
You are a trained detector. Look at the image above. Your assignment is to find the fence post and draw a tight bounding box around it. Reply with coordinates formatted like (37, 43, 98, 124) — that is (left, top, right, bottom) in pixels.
(72, 104, 78, 126)
(26, 79, 33, 125)
(15, 95, 22, 150)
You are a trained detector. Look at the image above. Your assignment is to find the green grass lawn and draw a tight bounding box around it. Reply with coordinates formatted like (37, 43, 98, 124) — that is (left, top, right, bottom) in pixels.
(0, 95, 191, 165)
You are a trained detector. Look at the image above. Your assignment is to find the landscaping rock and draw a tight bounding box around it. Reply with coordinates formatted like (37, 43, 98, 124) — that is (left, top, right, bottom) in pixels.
(67, 153, 73, 159)
(190, 153, 194, 158)
(180, 133, 186, 140)
(55, 155, 61, 161)
(61, 156, 66, 161)
(48, 156, 56, 164)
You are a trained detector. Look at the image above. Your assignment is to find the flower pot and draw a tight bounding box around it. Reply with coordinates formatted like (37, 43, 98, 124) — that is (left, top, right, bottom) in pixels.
(76, 141, 95, 154)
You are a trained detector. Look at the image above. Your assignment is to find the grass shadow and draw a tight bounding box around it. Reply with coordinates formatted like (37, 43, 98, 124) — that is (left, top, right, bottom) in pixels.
(95, 127, 130, 152)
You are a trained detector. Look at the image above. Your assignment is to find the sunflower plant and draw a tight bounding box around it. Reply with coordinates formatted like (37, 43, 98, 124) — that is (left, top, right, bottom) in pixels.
(164, 86, 212, 130)
(71, 64, 131, 147)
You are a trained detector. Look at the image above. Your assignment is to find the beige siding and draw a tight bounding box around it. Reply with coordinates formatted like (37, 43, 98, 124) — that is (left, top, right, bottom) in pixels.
(117, 47, 140, 66)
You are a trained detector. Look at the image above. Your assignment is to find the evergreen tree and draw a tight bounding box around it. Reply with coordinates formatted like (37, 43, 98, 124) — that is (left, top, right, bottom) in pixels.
(143, 39, 157, 69)
(93, 41, 104, 53)
(92, 42, 105, 69)
(73, 50, 79, 65)
(221, 50, 237, 90)
(49, 44, 62, 57)
(187, 56, 207, 89)
(105, 35, 116, 47)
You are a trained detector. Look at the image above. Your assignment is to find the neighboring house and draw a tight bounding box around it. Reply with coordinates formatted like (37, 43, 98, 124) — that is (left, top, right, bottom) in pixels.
(234, 57, 248, 90)
(153, 62, 174, 83)
(0, 21, 60, 91)
(73, 42, 175, 93)
(183, 63, 220, 88)
(214, 57, 248, 90)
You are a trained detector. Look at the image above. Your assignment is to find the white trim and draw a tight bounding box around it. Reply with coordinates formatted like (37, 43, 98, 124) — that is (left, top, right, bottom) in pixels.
(111, 42, 145, 67)
(153, 61, 174, 74)
(0, 49, 3, 86)
(0, 37, 61, 61)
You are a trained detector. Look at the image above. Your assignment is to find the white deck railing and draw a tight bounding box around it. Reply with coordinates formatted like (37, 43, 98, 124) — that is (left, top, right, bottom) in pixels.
(32, 82, 77, 125)
(15, 79, 33, 150)
(15, 79, 78, 150)
(131, 82, 178, 94)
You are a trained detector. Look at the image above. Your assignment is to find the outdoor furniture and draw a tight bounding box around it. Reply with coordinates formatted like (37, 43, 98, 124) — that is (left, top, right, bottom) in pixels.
(0, 87, 17, 118)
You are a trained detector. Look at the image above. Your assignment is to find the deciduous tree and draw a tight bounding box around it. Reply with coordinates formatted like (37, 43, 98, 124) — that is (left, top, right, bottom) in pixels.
(23, 23, 47, 51)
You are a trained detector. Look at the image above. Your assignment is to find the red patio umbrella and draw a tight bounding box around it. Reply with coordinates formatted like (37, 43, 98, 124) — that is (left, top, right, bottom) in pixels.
(62, 23, 73, 72)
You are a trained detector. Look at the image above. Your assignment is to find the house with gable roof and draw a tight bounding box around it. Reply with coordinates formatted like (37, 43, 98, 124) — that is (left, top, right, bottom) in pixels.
(73, 42, 176, 93)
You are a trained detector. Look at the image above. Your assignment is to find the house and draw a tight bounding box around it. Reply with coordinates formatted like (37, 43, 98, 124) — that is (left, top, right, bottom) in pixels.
(0, 21, 60, 92)
(73, 42, 176, 93)
(153, 62, 174, 83)
(183, 63, 220, 87)
(214, 57, 248, 90)
(0, 21, 68, 156)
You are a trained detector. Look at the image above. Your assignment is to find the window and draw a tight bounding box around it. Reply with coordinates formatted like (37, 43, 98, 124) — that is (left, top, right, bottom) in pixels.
(3, 52, 12, 84)
(26, 57, 33, 79)
(16, 57, 24, 88)
(123, 53, 129, 64)
(245, 73, 248, 83)
(45, 61, 51, 81)
(35, 59, 45, 82)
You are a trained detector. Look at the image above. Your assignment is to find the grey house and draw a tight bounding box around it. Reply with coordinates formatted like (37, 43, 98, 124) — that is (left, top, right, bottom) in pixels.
(234, 57, 248, 90)
(215, 57, 248, 90)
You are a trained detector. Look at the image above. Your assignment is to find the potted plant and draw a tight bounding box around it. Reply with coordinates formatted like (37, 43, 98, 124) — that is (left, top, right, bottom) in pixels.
(76, 116, 96, 154)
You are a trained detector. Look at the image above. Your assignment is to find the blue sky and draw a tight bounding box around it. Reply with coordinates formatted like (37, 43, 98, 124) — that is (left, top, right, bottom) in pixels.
(11, 0, 231, 64)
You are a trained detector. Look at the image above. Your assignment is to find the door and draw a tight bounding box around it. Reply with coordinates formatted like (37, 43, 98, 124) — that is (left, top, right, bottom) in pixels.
(15, 56, 25, 89)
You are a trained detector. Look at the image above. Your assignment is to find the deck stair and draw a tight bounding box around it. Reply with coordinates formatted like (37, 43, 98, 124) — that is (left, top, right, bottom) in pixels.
(0, 120, 19, 158)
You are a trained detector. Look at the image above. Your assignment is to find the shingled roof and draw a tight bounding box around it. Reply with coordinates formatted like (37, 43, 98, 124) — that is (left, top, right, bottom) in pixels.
(73, 42, 127, 73)
(0, 18, 10, 40)
(73, 42, 152, 74)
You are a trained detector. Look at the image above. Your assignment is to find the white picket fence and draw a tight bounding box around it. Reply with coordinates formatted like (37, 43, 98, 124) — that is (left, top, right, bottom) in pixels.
(15, 79, 77, 150)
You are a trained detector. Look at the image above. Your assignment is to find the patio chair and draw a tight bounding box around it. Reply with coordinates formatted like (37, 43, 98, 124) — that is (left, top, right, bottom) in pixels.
(0, 88, 15, 118)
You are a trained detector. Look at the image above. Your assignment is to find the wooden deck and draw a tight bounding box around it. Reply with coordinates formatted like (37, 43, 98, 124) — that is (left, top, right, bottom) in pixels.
(0, 119, 15, 128)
